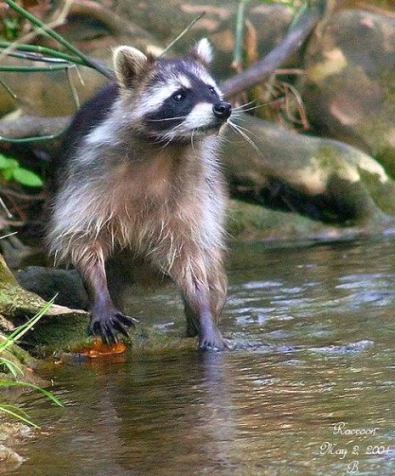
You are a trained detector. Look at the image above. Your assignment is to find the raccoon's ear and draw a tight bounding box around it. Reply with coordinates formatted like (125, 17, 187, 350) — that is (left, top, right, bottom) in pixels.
(190, 38, 213, 66)
(113, 46, 150, 88)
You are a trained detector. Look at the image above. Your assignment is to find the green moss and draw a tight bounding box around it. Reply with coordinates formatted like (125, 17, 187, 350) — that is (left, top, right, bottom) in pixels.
(130, 326, 196, 354)
(315, 145, 341, 169)
(26, 317, 196, 357)
(24, 314, 91, 357)
(227, 199, 332, 241)
(0, 255, 18, 287)
(354, 67, 395, 179)
(359, 165, 395, 215)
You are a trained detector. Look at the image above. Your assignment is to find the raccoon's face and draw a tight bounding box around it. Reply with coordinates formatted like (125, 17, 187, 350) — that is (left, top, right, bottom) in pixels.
(113, 39, 232, 143)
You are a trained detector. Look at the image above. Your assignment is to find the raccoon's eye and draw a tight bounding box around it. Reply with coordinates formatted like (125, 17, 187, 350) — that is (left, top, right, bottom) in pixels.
(172, 90, 186, 102)
(208, 86, 217, 95)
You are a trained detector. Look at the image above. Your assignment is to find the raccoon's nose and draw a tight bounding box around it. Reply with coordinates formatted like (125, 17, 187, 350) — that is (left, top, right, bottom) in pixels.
(213, 101, 232, 120)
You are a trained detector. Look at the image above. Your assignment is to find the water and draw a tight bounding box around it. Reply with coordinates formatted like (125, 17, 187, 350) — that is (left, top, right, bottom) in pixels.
(8, 238, 395, 475)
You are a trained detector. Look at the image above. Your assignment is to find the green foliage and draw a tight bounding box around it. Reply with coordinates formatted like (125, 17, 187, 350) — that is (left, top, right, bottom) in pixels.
(2, 17, 21, 41)
(0, 153, 43, 188)
(1, 0, 112, 77)
(0, 298, 63, 428)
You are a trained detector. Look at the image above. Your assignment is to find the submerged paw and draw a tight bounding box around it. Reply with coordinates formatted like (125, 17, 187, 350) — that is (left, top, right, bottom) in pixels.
(198, 334, 232, 352)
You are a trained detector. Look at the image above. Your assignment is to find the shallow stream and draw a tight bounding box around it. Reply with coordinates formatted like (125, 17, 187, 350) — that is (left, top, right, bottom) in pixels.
(10, 237, 395, 475)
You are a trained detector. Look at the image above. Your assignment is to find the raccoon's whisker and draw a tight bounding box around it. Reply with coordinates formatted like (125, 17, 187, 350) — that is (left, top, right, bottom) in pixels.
(155, 121, 188, 148)
(190, 129, 197, 154)
(236, 104, 265, 114)
(145, 115, 188, 123)
(232, 102, 271, 114)
(229, 119, 262, 145)
(232, 100, 258, 112)
(159, 135, 176, 148)
(230, 110, 262, 125)
(227, 120, 265, 160)
(163, 122, 189, 145)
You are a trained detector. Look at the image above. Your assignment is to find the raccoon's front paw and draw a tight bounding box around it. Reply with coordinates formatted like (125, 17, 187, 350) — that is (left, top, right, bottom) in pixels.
(198, 330, 232, 352)
(90, 309, 137, 345)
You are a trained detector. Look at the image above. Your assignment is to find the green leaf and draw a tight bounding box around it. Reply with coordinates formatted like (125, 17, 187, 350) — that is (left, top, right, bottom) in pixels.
(0, 357, 24, 378)
(0, 404, 40, 428)
(0, 154, 18, 170)
(0, 381, 63, 407)
(12, 167, 43, 187)
(0, 297, 55, 353)
(0, 155, 10, 169)
(2, 169, 14, 181)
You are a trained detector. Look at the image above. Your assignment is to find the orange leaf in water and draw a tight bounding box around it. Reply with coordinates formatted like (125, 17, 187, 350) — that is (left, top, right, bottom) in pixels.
(78, 339, 127, 358)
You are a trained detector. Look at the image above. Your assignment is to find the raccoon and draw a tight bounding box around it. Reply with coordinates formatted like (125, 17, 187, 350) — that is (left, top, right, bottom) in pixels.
(48, 39, 232, 350)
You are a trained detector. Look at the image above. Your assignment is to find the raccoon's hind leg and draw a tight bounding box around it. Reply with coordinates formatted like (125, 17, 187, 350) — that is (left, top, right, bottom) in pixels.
(171, 258, 229, 351)
(182, 283, 229, 351)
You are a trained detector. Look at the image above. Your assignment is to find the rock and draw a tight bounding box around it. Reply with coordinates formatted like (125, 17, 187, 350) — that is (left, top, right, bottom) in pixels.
(0, 422, 33, 446)
(15, 267, 89, 311)
(227, 199, 368, 243)
(300, 8, 395, 178)
(223, 114, 395, 231)
(0, 423, 33, 473)
(0, 444, 24, 472)
(0, 254, 90, 352)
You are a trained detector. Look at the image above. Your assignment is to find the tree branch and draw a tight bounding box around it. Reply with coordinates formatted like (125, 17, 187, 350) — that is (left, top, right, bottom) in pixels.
(221, 0, 325, 99)
(0, 115, 70, 143)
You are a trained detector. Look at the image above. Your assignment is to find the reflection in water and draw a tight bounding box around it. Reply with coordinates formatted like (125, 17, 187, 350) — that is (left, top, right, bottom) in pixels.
(11, 239, 395, 475)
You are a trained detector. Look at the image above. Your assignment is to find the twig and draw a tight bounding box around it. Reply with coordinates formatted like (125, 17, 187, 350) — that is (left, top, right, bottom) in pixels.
(160, 13, 206, 57)
(0, 0, 73, 64)
(4, 0, 113, 78)
(221, 0, 324, 99)
(0, 77, 16, 99)
(0, 41, 89, 66)
(232, 0, 250, 71)
(0, 64, 75, 72)
(0, 197, 13, 219)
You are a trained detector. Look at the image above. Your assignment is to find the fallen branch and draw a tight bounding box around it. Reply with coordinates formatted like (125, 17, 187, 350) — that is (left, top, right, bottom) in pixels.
(221, 0, 324, 99)
(66, 0, 157, 42)
(0, 115, 70, 142)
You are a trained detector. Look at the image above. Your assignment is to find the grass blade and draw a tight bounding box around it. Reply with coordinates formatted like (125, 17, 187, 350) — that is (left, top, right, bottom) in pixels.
(0, 297, 56, 353)
(0, 404, 40, 428)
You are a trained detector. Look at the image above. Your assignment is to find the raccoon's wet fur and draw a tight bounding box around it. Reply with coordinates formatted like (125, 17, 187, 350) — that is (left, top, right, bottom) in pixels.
(48, 39, 232, 350)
